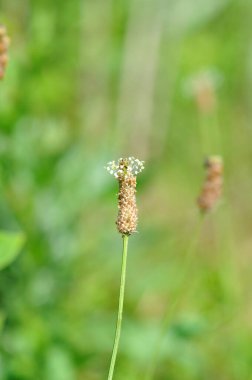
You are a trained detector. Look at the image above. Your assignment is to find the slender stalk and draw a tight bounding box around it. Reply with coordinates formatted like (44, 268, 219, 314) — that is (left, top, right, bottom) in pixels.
(108, 234, 129, 380)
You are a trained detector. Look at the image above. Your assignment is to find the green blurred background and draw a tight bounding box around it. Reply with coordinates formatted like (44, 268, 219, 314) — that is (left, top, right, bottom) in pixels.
(1, 0, 252, 379)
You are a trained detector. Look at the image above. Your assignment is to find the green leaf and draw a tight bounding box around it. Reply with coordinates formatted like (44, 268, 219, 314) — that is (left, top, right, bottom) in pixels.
(0, 231, 25, 270)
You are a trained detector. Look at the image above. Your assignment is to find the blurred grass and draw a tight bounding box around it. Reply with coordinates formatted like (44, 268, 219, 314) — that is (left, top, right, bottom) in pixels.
(1, 0, 252, 379)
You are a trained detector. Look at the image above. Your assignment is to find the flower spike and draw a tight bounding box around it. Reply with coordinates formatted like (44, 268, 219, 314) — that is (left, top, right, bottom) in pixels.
(105, 157, 144, 235)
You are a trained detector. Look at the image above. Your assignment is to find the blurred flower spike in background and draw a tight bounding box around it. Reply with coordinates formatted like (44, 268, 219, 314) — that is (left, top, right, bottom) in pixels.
(197, 155, 223, 213)
(0, 24, 10, 80)
(184, 68, 223, 113)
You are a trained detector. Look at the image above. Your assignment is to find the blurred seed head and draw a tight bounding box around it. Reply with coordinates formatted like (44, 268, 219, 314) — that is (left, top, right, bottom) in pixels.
(0, 25, 10, 80)
(197, 155, 223, 213)
(105, 157, 144, 236)
(184, 69, 223, 114)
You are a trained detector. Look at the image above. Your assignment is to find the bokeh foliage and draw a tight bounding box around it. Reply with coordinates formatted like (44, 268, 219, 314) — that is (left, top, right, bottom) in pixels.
(1, 0, 252, 379)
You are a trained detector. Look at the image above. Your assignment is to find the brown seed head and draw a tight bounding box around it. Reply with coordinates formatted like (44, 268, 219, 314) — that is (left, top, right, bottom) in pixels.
(0, 25, 10, 80)
(105, 157, 144, 236)
(197, 156, 223, 213)
(116, 174, 137, 235)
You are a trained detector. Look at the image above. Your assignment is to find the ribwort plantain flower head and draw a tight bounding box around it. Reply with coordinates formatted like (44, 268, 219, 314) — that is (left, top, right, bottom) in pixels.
(197, 155, 223, 213)
(105, 157, 144, 236)
(105, 157, 144, 179)
(0, 25, 10, 80)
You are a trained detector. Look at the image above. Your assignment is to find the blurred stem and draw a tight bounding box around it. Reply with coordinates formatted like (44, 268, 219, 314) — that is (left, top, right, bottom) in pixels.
(198, 110, 222, 157)
(108, 234, 129, 380)
(145, 216, 205, 380)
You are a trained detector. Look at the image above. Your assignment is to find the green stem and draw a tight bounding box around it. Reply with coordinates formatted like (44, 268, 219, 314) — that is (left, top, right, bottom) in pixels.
(108, 234, 129, 380)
